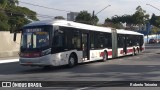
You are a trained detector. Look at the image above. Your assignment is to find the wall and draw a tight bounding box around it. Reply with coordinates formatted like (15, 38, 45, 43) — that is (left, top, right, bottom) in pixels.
(0, 31, 21, 58)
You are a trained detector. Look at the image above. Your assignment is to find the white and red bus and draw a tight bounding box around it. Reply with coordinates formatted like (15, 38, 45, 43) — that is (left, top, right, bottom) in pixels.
(14, 20, 144, 67)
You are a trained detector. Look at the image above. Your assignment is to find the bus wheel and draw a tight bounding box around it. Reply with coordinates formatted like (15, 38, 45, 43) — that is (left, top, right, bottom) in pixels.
(102, 51, 108, 62)
(68, 54, 76, 67)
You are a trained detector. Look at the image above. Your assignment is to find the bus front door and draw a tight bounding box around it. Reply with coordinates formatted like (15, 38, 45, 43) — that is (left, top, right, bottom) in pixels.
(82, 33, 89, 60)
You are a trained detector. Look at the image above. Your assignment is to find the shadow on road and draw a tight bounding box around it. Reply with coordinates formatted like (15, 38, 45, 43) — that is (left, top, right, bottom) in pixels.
(0, 61, 160, 81)
(0, 62, 70, 75)
(0, 48, 160, 81)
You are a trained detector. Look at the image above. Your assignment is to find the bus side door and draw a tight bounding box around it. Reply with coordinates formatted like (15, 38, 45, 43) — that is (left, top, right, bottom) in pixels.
(82, 33, 89, 60)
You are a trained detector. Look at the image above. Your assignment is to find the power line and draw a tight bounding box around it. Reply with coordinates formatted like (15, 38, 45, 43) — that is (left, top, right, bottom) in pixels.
(0, 8, 59, 20)
(37, 14, 56, 18)
(37, 14, 55, 19)
(19, 1, 71, 12)
(37, 14, 67, 19)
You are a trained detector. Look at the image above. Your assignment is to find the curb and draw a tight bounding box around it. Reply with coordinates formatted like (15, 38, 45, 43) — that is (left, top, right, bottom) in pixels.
(145, 46, 160, 49)
(0, 59, 19, 64)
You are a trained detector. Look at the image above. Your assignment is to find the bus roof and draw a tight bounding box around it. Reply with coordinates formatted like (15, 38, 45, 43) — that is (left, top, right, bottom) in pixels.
(24, 20, 143, 35)
(117, 29, 143, 35)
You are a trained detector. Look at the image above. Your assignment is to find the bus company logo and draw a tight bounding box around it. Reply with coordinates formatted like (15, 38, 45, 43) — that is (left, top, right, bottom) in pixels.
(2, 82, 11, 87)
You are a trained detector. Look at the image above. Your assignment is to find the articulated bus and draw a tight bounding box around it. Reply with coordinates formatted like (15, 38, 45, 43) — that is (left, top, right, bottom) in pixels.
(14, 20, 144, 68)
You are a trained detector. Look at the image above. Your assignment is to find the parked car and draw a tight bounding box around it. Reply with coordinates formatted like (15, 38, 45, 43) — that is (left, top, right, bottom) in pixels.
(149, 39, 156, 44)
(157, 39, 160, 43)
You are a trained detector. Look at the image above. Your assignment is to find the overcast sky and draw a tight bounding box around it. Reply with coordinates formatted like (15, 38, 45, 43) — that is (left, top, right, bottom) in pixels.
(19, 0, 160, 23)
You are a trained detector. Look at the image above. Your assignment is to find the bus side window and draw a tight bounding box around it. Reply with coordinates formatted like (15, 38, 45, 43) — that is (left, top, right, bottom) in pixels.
(90, 33, 95, 49)
(99, 33, 104, 48)
(126, 36, 130, 47)
(140, 36, 143, 46)
(72, 35, 81, 48)
(53, 30, 63, 47)
(108, 34, 112, 48)
(104, 37, 108, 48)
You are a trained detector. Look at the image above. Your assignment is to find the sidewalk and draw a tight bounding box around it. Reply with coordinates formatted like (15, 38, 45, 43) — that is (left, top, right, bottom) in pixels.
(0, 57, 19, 60)
(0, 57, 19, 64)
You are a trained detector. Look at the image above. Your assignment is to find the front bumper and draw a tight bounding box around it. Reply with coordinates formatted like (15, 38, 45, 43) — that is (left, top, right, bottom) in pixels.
(19, 54, 55, 66)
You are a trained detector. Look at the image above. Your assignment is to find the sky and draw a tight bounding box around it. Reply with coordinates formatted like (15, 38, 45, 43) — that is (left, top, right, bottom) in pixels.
(19, 0, 160, 23)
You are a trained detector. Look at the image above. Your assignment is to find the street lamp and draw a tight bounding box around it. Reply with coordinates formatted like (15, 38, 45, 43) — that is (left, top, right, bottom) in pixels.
(92, 5, 111, 25)
(146, 4, 160, 12)
(95, 5, 111, 16)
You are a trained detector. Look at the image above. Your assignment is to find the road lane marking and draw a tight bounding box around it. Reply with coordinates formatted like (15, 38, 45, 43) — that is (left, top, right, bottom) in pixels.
(74, 83, 107, 90)
(0, 59, 19, 64)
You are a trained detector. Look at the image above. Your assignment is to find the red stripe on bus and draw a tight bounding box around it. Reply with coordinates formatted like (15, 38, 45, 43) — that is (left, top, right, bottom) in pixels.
(120, 49, 133, 54)
(108, 51, 112, 56)
(120, 50, 124, 54)
(127, 49, 133, 53)
(100, 51, 112, 57)
(100, 52, 104, 57)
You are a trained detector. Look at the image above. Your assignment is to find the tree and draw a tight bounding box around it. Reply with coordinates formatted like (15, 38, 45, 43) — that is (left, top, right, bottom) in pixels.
(104, 17, 124, 29)
(0, 0, 38, 32)
(150, 13, 156, 25)
(150, 14, 160, 27)
(121, 15, 133, 25)
(155, 16, 160, 27)
(0, 0, 9, 31)
(75, 11, 99, 25)
(6, 6, 38, 32)
(0, 12, 10, 31)
(54, 16, 65, 20)
(104, 6, 150, 30)
(151, 26, 160, 34)
(0, 0, 7, 9)
(104, 16, 124, 29)
(75, 11, 92, 24)
(132, 6, 149, 25)
(7, 0, 18, 6)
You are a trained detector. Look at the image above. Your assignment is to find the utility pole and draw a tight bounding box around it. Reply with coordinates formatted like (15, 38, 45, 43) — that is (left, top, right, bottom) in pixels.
(146, 22, 151, 43)
(92, 11, 95, 25)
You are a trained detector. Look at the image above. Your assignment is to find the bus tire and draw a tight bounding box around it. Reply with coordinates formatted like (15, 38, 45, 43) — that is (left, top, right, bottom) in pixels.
(68, 54, 76, 68)
(102, 51, 108, 62)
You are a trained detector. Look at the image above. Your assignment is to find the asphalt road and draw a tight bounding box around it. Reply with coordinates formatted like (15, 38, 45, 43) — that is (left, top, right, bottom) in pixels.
(0, 44, 160, 90)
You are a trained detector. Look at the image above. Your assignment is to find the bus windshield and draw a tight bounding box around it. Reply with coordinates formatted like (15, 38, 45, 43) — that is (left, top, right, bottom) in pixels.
(21, 26, 51, 49)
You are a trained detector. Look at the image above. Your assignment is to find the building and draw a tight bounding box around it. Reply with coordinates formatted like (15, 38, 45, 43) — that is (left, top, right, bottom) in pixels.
(67, 12, 79, 21)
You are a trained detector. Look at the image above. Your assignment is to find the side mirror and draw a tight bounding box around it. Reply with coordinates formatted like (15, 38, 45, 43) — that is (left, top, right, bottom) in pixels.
(13, 32, 17, 42)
